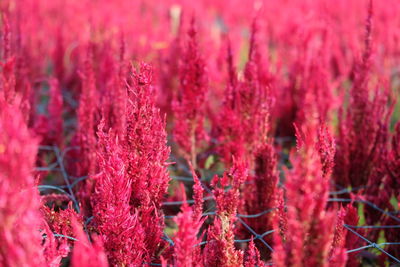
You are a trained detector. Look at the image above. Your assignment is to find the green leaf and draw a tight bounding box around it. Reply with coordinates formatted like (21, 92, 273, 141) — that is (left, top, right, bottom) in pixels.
(205, 155, 215, 170)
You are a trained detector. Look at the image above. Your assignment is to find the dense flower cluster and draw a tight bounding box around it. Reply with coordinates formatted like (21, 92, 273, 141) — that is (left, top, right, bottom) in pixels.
(1, 0, 400, 266)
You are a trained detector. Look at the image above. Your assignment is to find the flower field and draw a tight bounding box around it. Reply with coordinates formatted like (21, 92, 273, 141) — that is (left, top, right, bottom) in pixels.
(1, 0, 400, 266)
